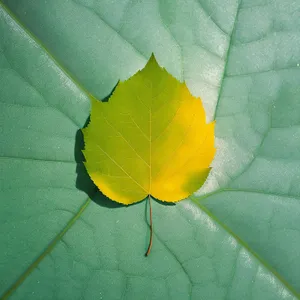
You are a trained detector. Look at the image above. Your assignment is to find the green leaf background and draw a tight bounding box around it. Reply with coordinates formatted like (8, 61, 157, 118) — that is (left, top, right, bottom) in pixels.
(1, 0, 299, 299)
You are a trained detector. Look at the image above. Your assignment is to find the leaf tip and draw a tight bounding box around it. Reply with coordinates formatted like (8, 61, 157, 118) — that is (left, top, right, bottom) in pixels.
(147, 52, 160, 68)
(149, 52, 156, 60)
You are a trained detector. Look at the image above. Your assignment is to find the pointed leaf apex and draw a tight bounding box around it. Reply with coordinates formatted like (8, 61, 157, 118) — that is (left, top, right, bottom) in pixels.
(147, 53, 159, 65)
(149, 52, 156, 60)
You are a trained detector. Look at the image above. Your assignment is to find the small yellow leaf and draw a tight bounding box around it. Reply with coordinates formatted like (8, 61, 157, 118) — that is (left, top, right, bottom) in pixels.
(82, 54, 215, 205)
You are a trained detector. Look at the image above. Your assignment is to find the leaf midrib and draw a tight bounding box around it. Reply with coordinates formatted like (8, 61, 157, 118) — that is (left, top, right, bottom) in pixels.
(1, 198, 91, 300)
(212, 0, 241, 120)
(0, 1, 93, 102)
(1, 2, 299, 300)
(190, 190, 300, 299)
(190, 197, 300, 299)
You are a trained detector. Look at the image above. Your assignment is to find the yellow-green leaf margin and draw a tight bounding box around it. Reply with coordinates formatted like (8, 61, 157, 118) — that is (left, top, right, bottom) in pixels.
(82, 54, 215, 205)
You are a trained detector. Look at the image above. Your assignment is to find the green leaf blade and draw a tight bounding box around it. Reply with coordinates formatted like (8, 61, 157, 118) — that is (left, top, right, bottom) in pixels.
(1, 0, 300, 299)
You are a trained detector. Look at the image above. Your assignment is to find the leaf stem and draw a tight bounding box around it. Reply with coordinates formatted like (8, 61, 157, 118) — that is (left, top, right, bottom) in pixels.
(145, 195, 153, 256)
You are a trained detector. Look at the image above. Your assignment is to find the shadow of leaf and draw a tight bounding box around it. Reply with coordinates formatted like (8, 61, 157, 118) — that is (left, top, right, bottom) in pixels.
(74, 80, 126, 207)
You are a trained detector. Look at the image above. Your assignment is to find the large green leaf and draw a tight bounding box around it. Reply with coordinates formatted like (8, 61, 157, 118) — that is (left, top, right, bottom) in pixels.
(0, 1, 299, 299)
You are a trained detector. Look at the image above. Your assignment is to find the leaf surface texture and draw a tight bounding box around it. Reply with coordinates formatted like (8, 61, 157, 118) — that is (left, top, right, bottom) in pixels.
(1, 1, 300, 299)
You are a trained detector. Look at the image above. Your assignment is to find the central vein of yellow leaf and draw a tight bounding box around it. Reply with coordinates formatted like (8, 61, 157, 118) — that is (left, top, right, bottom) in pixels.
(149, 104, 151, 193)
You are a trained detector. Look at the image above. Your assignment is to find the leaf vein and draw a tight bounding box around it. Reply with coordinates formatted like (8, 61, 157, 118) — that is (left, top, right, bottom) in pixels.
(0, 198, 91, 300)
(153, 111, 197, 180)
(96, 145, 148, 193)
(100, 111, 150, 167)
(70, 0, 146, 61)
(152, 96, 185, 143)
(167, 131, 211, 180)
(213, 1, 241, 119)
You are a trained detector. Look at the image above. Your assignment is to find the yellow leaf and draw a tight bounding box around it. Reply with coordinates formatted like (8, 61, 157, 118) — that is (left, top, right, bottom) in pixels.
(82, 54, 215, 205)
